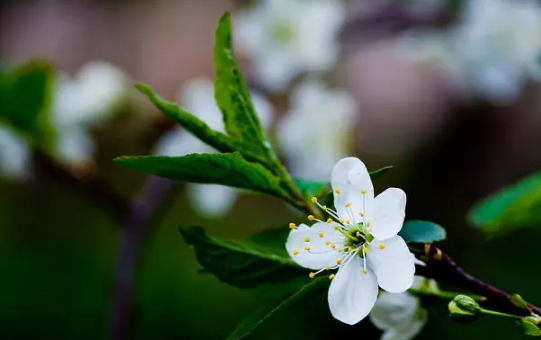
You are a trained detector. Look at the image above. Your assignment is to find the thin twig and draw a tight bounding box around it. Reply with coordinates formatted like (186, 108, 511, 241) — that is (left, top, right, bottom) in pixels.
(417, 245, 541, 317)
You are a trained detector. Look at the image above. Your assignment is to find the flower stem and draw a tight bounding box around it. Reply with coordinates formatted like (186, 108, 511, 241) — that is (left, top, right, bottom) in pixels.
(480, 308, 523, 320)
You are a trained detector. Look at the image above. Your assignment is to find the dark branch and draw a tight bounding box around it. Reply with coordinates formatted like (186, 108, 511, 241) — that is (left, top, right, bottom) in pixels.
(417, 245, 541, 316)
(109, 176, 173, 340)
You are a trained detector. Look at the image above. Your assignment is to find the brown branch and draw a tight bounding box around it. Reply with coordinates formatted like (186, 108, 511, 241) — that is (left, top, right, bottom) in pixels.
(416, 245, 541, 316)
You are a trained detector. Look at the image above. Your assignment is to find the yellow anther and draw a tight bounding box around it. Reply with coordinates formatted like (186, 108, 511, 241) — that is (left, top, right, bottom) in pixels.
(339, 219, 344, 224)
(336, 259, 342, 265)
(330, 244, 336, 249)
(361, 190, 367, 195)
(347, 247, 352, 252)
(304, 237, 310, 242)
(325, 241, 331, 245)
(311, 197, 318, 203)
(293, 250, 299, 255)
(367, 222, 371, 227)
(334, 226, 340, 230)
(308, 215, 314, 221)
(356, 231, 361, 237)
(325, 265, 330, 270)
(319, 232, 324, 238)
(359, 212, 364, 217)
(322, 205, 328, 211)
(346, 219, 351, 224)
(338, 248, 343, 253)
(362, 269, 368, 274)
(329, 274, 335, 280)
(289, 223, 296, 229)
(327, 218, 333, 223)
(379, 243, 385, 250)
(345, 202, 351, 208)
(363, 247, 369, 253)
(335, 189, 341, 194)
(309, 272, 315, 279)
(304, 246, 311, 251)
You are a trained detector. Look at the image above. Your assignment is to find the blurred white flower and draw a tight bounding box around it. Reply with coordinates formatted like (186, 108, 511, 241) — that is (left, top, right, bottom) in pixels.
(277, 79, 357, 181)
(0, 124, 31, 180)
(153, 77, 273, 218)
(52, 61, 128, 165)
(453, 0, 541, 104)
(370, 276, 429, 340)
(234, 0, 346, 91)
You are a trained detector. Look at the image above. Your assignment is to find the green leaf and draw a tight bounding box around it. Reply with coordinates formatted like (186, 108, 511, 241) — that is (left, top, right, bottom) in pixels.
(517, 319, 541, 336)
(115, 152, 282, 196)
(0, 60, 55, 143)
(226, 277, 328, 340)
(369, 165, 393, 181)
(213, 13, 276, 167)
(179, 226, 307, 291)
(293, 179, 329, 200)
(399, 220, 446, 243)
(469, 171, 541, 234)
(135, 83, 235, 154)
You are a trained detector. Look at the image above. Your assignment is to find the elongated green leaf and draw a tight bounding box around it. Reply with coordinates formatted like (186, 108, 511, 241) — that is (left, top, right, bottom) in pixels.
(399, 220, 446, 243)
(213, 13, 275, 165)
(0, 60, 54, 142)
(180, 226, 307, 291)
(293, 179, 330, 200)
(135, 83, 234, 154)
(115, 152, 282, 196)
(369, 165, 393, 181)
(226, 278, 328, 340)
(469, 171, 541, 234)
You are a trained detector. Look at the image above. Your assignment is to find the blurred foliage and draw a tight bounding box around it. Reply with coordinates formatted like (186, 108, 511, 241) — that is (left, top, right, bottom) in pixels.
(0, 60, 55, 146)
(469, 171, 541, 235)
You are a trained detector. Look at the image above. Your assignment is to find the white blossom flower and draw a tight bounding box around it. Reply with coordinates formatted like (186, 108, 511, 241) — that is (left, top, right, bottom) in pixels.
(153, 77, 273, 218)
(0, 124, 31, 180)
(277, 79, 358, 181)
(370, 276, 429, 340)
(286, 157, 415, 325)
(234, 0, 346, 91)
(453, 0, 541, 103)
(51, 61, 128, 165)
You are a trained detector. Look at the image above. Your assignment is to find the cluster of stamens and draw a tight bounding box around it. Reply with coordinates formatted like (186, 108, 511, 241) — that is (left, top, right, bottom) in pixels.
(289, 188, 385, 280)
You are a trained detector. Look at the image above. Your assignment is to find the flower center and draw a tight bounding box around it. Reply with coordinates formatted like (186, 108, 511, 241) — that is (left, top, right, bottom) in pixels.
(272, 21, 294, 43)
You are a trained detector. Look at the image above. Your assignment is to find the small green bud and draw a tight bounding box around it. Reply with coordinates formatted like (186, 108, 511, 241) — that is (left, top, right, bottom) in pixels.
(448, 295, 481, 322)
(525, 314, 541, 326)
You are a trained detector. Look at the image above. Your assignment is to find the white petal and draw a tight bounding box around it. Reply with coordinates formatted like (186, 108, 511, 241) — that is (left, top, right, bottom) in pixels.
(286, 222, 344, 270)
(53, 126, 95, 165)
(370, 188, 407, 240)
(328, 256, 378, 325)
(381, 309, 428, 340)
(188, 184, 237, 219)
(331, 157, 374, 221)
(370, 291, 420, 330)
(0, 125, 31, 179)
(367, 236, 415, 293)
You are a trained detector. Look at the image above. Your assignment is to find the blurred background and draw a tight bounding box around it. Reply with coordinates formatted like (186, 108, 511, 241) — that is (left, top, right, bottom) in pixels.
(1, 0, 541, 339)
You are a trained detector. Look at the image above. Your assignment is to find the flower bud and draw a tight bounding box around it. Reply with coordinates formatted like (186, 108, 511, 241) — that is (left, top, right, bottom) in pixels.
(448, 295, 481, 322)
(524, 314, 541, 325)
